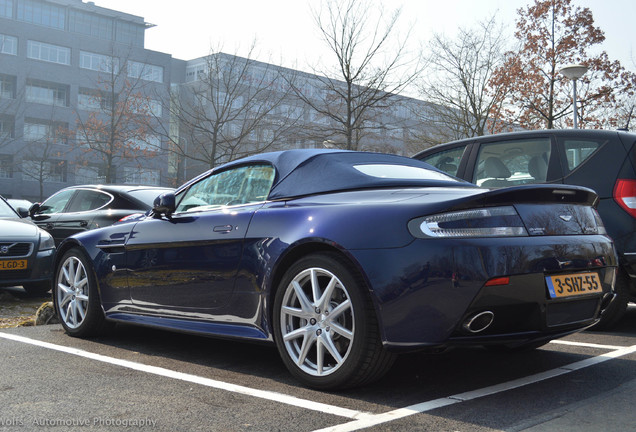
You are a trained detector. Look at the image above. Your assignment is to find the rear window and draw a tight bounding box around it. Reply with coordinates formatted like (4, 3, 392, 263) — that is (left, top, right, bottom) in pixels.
(354, 164, 458, 181)
(473, 138, 551, 187)
(417, 146, 467, 177)
(561, 139, 605, 172)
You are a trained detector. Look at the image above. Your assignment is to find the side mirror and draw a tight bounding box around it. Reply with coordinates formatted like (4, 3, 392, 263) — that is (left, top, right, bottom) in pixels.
(28, 203, 41, 218)
(153, 192, 176, 217)
(16, 207, 29, 218)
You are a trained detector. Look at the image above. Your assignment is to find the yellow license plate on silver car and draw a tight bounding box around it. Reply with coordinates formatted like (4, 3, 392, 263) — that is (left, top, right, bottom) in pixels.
(0, 259, 27, 270)
(545, 272, 602, 299)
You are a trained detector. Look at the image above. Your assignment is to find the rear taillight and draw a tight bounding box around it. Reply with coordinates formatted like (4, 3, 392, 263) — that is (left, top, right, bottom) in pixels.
(613, 179, 636, 218)
(409, 206, 528, 238)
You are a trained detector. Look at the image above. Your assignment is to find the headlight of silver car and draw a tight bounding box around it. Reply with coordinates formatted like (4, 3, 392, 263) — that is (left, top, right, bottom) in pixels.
(38, 229, 55, 251)
(409, 206, 528, 238)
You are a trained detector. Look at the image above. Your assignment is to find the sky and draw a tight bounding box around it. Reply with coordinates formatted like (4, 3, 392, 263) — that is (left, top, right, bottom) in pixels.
(94, 0, 635, 73)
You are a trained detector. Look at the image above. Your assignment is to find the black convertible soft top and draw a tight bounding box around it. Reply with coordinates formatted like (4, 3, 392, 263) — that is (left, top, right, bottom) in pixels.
(205, 149, 474, 200)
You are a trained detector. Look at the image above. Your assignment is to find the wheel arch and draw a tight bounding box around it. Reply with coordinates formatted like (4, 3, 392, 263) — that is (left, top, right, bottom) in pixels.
(266, 239, 380, 340)
(53, 239, 105, 306)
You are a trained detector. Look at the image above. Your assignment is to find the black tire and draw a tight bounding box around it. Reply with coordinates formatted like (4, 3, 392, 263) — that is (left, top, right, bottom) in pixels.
(22, 281, 51, 297)
(589, 268, 630, 331)
(273, 252, 395, 390)
(53, 248, 111, 337)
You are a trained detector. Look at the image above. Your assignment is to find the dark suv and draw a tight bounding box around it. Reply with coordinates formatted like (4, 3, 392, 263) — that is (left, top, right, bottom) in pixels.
(414, 129, 636, 328)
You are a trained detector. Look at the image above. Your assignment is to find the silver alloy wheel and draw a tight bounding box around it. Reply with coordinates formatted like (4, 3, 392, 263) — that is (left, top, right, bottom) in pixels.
(56, 255, 90, 329)
(280, 267, 354, 377)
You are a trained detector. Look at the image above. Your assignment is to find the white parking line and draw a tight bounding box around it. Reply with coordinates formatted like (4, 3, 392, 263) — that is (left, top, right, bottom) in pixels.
(313, 343, 636, 432)
(549, 339, 625, 350)
(0, 332, 366, 420)
(2, 331, 633, 432)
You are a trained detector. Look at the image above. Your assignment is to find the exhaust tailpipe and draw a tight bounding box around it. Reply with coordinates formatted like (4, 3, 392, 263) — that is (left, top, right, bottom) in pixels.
(463, 311, 494, 333)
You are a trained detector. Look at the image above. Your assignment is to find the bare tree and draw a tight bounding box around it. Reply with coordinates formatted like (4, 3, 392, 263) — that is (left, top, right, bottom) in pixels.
(163, 44, 303, 181)
(295, 0, 421, 151)
(71, 49, 163, 184)
(416, 16, 510, 146)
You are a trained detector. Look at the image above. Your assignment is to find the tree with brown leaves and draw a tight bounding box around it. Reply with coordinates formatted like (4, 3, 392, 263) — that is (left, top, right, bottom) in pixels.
(490, 0, 635, 130)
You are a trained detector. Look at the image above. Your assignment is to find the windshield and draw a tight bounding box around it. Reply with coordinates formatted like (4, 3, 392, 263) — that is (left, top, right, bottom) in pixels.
(0, 199, 18, 217)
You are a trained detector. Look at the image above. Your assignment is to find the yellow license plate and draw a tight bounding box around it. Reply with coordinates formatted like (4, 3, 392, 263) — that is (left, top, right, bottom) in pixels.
(0, 259, 27, 271)
(545, 272, 602, 298)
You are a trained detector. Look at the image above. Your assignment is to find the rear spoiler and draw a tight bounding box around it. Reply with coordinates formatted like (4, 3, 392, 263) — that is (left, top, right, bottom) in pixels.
(449, 184, 599, 211)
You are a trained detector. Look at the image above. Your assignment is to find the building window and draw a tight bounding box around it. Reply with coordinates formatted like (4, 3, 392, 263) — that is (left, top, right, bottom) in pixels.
(115, 20, 144, 47)
(68, 10, 113, 40)
(78, 88, 113, 111)
(148, 99, 162, 117)
(75, 129, 106, 149)
(0, 155, 13, 179)
(80, 51, 117, 73)
(0, 0, 13, 19)
(0, 115, 14, 139)
(128, 61, 163, 83)
(131, 98, 162, 117)
(27, 40, 70, 65)
(23, 159, 67, 182)
(75, 165, 106, 184)
(0, 73, 16, 99)
(23, 122, 47, 141)
(17, 0, 65, 30)
(77, 89, 101, 111)
(0, 34, 17, 55)
(26, 80, 69, 107)
(123, 167, 159, 185)
(23, 119, 68, 143)
(185, 62, 207, 83)
(128, 135, 161, 151)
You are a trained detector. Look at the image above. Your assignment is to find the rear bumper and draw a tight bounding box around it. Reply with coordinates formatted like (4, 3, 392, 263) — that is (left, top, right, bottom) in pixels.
(351, 234, 617, 352)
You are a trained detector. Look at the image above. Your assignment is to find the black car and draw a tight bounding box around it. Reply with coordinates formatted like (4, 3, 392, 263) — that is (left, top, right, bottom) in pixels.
(414, 129, 635, 328)
(29, 185, 172, 246)
(0, 195, 55, 295)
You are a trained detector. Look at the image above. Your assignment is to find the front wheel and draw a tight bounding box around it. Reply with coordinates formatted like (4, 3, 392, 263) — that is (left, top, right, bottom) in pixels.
(54, 248, 110, 337)
(273, 253, 395, 390)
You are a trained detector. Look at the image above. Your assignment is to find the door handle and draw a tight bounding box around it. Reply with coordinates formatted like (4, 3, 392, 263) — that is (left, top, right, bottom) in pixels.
(213, 225, 234, 233)
(46, 223, 54, 230)
(79, 221, 88, 227)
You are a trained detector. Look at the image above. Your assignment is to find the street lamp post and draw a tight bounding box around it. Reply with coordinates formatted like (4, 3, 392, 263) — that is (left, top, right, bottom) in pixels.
(559, 64, 588, 129)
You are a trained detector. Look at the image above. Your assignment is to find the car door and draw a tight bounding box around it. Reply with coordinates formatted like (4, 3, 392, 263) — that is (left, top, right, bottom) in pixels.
(29, 188, 76, 245)
(52, 189, 111, 241)
(125, 163, 276, 315)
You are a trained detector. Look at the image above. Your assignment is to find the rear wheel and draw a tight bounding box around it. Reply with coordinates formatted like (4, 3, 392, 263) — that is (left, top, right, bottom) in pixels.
(54, 248, 110, 337)
(273, 252, 395, 390)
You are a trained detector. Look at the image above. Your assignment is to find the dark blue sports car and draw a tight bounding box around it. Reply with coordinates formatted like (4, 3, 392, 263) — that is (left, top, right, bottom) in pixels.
(53, 149, 617, 389)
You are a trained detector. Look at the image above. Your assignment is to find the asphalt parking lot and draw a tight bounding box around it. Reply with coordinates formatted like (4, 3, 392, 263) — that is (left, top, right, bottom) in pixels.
(1, 305, 635, 431)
